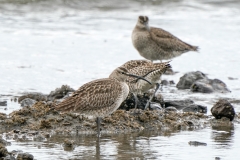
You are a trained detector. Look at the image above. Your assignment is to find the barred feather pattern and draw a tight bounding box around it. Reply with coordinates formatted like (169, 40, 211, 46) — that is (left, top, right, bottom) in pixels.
(55, 78, 129, 118)
(116, 60, 171, 94)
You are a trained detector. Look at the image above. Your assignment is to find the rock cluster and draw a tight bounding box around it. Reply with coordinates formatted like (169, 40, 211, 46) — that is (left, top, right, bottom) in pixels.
(176, 71, 230, 93)
(17, 85, 75, 107)
(120, 94, 207, 113)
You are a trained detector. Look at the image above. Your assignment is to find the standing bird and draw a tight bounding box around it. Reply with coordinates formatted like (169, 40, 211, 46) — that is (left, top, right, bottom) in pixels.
(110, 60, 171, 110)
(55, 67, 151, 135)
(132, 16, 198, 62)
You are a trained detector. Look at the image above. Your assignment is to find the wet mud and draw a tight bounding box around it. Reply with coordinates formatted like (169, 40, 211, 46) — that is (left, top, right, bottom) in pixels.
(1, 100, 239, 159)
(0, 101, 210, 135)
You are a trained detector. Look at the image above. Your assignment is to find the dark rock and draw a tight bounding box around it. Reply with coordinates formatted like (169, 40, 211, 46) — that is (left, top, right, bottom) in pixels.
(165, 107, 178, 112)
(0, 143, 8, 158)
(119, 93, 139, 110)
(0, 113, 7, 120)
(161, 80, 169, 86)
(16, 153, 34, 160)
(27, 131, 38, 136)
(3, 155, 16, 160)
(165, 99, 207, 113)
(165, 99, 194, 110)
(184, 120, 194, 127)
(33, 134, 45, 142)
(169, 80, 175, 85)
(63, 139, 75, 151)
(119, 91, 164, 111)
(13, 130, 20, 134)
(188, 141, 207, 146)
(211, 99, 235, 121)
(48, 85, 75, 101)
(160, 80, 175, 86)
(63, 139, 75, 147)
(177, 71, 207, 89)
(18, 92, 47, 103)
(44, 133, 50, 138)
(228, 77, 238, 80)
(209, 79, 230, 93)
(20, 98, 36, 107)
(190, 79, 214, 93)
(183, 104, 207, 113)
(0, 137, 11, 146)
(0, 101, 7, 106)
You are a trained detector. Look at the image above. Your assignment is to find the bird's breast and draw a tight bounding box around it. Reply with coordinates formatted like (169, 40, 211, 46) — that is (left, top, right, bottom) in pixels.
(132, 31, 151, 48)
(121, 82, 130, 100)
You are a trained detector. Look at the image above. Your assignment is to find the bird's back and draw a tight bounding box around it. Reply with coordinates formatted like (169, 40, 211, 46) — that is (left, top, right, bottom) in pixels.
(55, 78, 127, 118)
(150, 27, 198, 52)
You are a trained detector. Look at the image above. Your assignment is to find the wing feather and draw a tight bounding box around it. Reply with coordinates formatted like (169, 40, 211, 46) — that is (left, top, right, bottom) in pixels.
(150, 27, 198, 51)
(55, 78, 123, 114)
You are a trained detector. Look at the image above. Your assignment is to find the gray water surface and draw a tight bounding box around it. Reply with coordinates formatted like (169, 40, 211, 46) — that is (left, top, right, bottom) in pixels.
(0, 0, 240, 159)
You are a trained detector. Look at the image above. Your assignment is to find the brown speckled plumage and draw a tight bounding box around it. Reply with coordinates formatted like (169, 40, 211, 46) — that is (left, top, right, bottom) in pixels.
(132, 16, 198, 61)
(109, 60, 171, 109)
(55, 67, 134, 118)
(119, 60, 171, 94)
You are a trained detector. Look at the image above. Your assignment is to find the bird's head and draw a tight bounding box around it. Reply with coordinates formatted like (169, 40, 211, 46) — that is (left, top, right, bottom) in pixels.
(136, 16, 149, 30)
(109, 67, 151, 84)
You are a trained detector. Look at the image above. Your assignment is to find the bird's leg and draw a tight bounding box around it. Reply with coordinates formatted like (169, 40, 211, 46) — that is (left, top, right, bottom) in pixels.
(159, 81, 163, 91)
(96, 117, 101, 136)
(133, 93, 139, 111)
(96, 134, 100, 158)
(144, 83, 160, 110)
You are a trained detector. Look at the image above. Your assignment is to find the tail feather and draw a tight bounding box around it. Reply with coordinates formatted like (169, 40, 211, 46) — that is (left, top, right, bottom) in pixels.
(54, 97, 76, 112)
(145, 61, 171, 78)
(192, 45, 199, 52)
(153, 61, 171, 69)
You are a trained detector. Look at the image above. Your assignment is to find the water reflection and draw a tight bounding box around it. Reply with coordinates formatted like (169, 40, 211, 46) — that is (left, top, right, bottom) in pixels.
(211, 125, 234, 149)
(95, 136, 100, 160)
(25, 131, 174, 159)
(3, 124, 240, 159)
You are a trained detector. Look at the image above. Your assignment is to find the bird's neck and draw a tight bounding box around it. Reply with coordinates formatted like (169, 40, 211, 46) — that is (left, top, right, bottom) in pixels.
(136, 24, 150, 31)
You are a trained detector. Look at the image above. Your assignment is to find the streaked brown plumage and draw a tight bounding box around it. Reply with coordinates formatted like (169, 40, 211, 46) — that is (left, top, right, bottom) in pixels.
(132, 16, 198, 61)
(55, 78, 127, 117)
(56, 67, 128, 117)
(110, 60, 171, 109)
(55, 67, 151, 134)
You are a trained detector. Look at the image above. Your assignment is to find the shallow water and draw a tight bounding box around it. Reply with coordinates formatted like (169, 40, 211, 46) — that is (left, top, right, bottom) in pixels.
(0, 0, 240, 159)
(5, 125, 240, 160)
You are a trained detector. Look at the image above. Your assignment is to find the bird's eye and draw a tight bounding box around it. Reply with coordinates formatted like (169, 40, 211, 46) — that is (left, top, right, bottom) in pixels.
(121, 72, 125, 74)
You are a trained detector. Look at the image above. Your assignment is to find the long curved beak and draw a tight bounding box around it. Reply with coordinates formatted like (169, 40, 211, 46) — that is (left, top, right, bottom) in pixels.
(125, 73, 152, 85)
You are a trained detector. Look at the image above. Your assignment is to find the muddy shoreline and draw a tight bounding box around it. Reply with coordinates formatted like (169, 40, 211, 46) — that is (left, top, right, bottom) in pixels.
(0, 99, 239, 159)
(0, 71, 239, 159)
